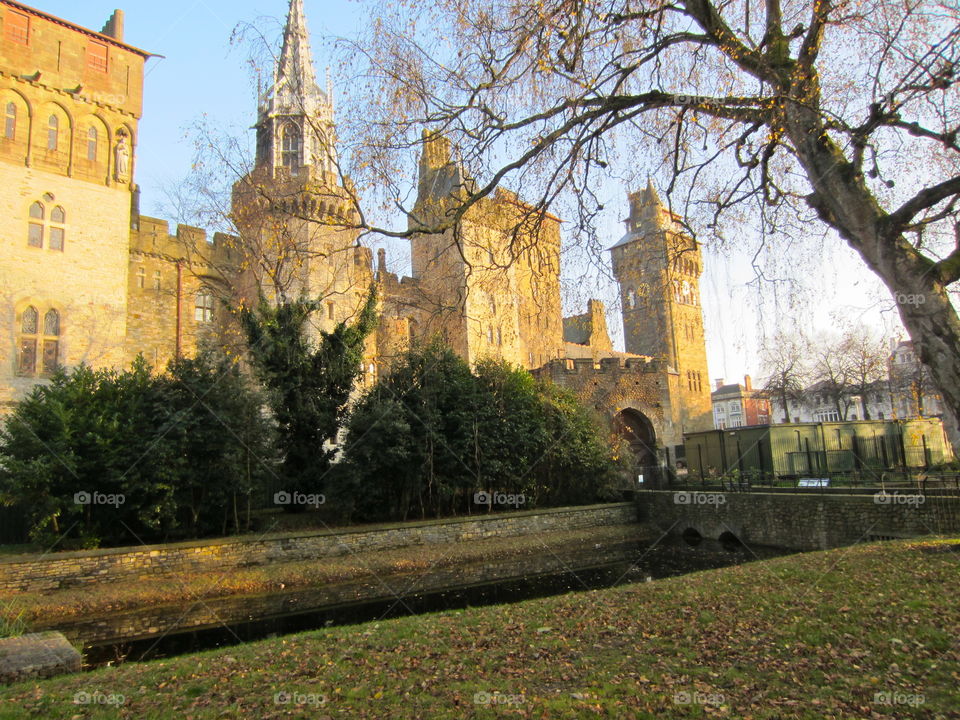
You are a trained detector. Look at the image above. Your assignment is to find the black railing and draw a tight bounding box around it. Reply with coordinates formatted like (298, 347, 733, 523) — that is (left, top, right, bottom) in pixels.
(659, 471, 960, 494)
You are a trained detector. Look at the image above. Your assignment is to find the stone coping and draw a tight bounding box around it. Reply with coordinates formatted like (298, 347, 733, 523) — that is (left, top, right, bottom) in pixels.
(0, 502, 634, 564)
(0, 631, 81, 684)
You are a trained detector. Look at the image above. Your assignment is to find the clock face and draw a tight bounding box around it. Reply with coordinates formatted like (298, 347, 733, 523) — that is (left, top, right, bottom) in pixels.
(637, 283, 648, 296)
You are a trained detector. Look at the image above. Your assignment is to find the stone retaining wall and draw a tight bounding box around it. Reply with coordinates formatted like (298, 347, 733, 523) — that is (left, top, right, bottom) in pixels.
(0, 503, 637, 593)
(638, 490, 960, 550)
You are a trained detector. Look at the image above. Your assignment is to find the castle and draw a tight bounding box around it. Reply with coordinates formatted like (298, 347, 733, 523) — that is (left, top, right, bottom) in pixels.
(0, 0, 712, 474)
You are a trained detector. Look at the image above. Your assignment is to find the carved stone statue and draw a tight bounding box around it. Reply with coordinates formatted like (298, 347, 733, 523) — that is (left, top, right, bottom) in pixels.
(114, 132, 130, 182)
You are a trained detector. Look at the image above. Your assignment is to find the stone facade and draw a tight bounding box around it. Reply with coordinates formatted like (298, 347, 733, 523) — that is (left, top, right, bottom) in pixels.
(0, 2, 147, 405)
(0, 502, 637, 593)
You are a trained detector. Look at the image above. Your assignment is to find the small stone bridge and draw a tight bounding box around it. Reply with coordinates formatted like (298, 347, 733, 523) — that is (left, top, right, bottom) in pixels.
(637, 490, 960, 551)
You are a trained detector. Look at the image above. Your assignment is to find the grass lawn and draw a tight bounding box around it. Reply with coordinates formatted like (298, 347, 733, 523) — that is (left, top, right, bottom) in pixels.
(0, 536, 957, 719)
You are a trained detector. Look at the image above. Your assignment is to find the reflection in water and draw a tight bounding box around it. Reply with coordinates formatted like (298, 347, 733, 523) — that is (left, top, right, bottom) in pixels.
(78, 536, 790, 668)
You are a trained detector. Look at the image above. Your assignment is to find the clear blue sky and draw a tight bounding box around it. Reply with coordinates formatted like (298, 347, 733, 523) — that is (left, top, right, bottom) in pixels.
(35, 0, 904, 384)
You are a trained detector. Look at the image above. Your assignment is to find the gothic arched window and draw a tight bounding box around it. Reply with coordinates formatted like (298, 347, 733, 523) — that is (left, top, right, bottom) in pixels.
(626, 289, 636, 309)
(5, 102, 16, 139)
(49, 206, 65, 251)
(18, 306, 38, 375)
(28, 201, 43, 247)
(18, 306, 59, 376)
(281, 123, 301, 170)
(86, 126, 98, 161)
(47, 115, 58, 151)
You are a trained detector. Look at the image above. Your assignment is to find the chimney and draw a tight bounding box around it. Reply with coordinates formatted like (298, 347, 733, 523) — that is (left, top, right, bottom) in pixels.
(744, 374, 752, 391)
(715, 378, 725, 391)
(101, 10, 124, 41)
(377, 248, 387, 276)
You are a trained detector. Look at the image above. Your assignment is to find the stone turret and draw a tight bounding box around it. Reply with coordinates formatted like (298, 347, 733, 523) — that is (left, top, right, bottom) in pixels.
(254, 0, 337, 180)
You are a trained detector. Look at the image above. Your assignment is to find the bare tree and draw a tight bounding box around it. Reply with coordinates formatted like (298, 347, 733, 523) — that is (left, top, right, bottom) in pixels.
(330, 0, 960, 443)
(839, 328, 889, 419)
(889, 341, 941, 417)
(811, 334, 856, 420)
(760, 332, 810, 423)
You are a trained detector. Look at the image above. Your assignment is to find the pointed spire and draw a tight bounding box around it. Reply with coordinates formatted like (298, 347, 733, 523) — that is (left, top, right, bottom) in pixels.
(642, 177, 663, 209)
(257, 0, 338, 177)
(609, 180, 672, 250)
(276, 0, 317, 96)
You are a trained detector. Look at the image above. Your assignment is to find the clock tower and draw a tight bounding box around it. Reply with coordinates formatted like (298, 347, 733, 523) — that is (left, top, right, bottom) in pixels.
(610, 182, 712, 431)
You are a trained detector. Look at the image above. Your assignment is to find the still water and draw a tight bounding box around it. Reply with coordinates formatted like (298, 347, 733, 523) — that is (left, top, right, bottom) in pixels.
(75, 534, 788, 668)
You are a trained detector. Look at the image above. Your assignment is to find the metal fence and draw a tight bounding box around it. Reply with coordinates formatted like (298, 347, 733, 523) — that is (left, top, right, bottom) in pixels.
(661, 470, 960, 494)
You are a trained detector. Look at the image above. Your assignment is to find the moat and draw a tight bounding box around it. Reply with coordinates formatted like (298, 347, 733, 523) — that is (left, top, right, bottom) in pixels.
(70, 535, 789, 668)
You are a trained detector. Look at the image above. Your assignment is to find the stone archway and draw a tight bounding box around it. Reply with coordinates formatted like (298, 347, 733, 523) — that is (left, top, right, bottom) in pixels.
(614, 407, 659, 470)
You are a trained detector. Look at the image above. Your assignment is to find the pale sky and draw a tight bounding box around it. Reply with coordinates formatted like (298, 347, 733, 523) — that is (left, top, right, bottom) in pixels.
(39, 0, 914, 385)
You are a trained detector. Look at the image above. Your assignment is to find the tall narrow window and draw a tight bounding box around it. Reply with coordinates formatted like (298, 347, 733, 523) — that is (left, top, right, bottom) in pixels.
(327, 302, 335, 320)
(48, 206, 65, 251)
(281, 124, 300, 170)
(87, 41, 108, 72)
(47, 115, 58, 150)
(4, 102, 16, 140)
(195, 290, 214, 323)
(136, 267, 145, 288)
(18, 306, 38, 375)
(153, 271, 161, 290)
(5, 10, 29, 45)
(27, 201, 43, 247)
(42, 309, 59, 375)
(86, 127, 97, 161)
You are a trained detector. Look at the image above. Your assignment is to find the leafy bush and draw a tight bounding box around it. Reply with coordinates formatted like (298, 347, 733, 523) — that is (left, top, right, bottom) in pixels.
(332, 341, 623, 522)
(239, 287, 378, 510)
(0, 354, 273, 548)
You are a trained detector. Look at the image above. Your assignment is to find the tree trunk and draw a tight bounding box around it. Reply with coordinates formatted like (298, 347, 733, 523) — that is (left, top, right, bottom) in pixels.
(783, 102, 960, 451)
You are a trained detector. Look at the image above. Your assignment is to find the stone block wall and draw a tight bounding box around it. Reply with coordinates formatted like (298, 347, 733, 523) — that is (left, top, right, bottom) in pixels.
(0, 631, 80, 684)
(0, 503, 638, 593)
(638, 490, 960, 550)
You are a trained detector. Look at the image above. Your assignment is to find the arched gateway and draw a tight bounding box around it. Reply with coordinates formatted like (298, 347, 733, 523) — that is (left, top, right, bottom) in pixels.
(614, 408, 661, 481)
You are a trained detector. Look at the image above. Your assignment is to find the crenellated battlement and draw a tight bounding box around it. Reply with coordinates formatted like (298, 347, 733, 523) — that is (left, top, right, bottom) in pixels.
(130, 216, 237, 267)
(538, 356, 662, 377)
